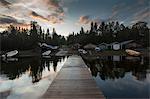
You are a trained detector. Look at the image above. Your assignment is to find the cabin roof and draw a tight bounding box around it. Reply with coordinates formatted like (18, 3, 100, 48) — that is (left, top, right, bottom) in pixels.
(84, 43, 96, 49)
(98, 43, 109, 46)
(120, 40, 134, 45)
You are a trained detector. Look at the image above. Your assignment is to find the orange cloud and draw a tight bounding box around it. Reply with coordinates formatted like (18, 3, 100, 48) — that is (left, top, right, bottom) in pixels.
(0, 23, 31, 31)
(29, 11, 64, 24)
(0, 14, 30, 30)
(0, 0, 11, 8)
(43, 0, 64, 14)
(29, 11, 49, 22)
(78, 15, 101, 25)
(78, 16, 91, 24)
(48, 14, 64, 24)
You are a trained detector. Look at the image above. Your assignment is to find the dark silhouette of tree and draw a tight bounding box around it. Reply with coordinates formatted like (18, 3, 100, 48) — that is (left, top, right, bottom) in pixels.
(0, 21, 68, 51)
(67, 21, 149, 47)
(0, 21, 149, 51)
(30, 21, 39, 47)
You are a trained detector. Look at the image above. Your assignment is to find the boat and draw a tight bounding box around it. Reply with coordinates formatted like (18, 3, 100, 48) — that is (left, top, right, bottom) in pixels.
(42, 50, 51, 56)
(40, 43, 58, 50)
(56, 50, 68, 56)
(2, 50, 18, 58)
(2, 58, 18, 63)
(125, 49, 141, 56)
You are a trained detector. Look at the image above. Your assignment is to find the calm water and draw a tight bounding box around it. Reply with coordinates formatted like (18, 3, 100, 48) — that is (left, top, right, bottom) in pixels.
(82, 56, 150, 98)
(0, 55, 150, 99)
(0, 56, 68, 99)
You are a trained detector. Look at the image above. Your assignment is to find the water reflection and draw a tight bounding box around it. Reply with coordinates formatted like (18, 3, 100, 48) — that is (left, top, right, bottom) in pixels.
(82, 56, 150, 98)
(1, 56, 67, 83)
(83, 56, 149, 81)
(0, 56, 68, 99)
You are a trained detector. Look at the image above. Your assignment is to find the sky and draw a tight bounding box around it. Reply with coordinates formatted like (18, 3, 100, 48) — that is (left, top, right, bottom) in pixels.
(0, 0, 149, 36)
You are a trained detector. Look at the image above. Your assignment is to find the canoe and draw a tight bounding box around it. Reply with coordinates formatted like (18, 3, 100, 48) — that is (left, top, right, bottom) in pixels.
(125, 49, 141, 56)
(2, 50, 18, 58)
(42, 50, 51, 56)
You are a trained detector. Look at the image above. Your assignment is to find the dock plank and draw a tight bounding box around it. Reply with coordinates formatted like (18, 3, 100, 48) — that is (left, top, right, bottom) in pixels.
(41, 55, 105, 99)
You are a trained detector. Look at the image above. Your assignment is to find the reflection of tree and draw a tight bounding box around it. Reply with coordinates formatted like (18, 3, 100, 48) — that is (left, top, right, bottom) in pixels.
(83, 56, 149, 81)
(29, 57, 42, 83)
(1, 59, 30, 80)
(53, 57, 58, 72)
(1, 56, 67, 83)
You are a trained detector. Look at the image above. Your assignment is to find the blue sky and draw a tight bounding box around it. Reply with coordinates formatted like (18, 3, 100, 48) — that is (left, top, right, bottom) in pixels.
(0, 0, 149, 36)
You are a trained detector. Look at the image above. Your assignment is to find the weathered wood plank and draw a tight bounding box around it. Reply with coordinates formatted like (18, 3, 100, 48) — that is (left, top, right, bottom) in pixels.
(41, 55, 105, 99)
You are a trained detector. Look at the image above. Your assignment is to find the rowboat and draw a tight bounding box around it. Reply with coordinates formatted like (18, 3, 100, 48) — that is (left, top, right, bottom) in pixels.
(125, 49, 141, 56)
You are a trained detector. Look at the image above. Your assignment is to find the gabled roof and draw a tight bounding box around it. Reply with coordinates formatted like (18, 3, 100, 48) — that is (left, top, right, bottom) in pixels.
(40, 43, 58, 50)
(107, 40, 134, 46)
(84, 43, 96, 49)
(98, 43, 109, 46)
(120, 40, 134, 45)
(108, 42, 120, 45)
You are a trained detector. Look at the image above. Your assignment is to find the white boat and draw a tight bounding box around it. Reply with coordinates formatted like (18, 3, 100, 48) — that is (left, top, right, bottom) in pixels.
(40, 43, 58, 50)
(42, 56, 51, 58)
(2, 50, 18, 58)
(2, 58, 18, 62)
(125, 49, 141, 56)
(42, 50, 51, 56)
(56, 50, 68, 56)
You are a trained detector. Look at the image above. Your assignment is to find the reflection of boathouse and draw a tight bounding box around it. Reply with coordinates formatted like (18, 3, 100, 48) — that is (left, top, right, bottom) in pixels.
(82, 55, 149, 81)
(108, 56, 125, 61)
(133, 71, 147, 81)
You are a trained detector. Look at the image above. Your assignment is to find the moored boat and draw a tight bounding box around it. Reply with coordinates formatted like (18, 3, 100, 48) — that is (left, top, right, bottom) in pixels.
(125, 49, 141, 56)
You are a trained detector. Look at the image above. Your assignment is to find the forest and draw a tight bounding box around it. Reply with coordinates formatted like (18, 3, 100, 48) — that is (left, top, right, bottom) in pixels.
(0, 21, 149, 51)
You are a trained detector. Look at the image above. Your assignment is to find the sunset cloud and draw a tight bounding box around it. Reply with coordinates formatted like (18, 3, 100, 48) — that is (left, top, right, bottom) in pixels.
(0, 14, 30, 29)
(43, 0, 64, 13)
(131, 7, 150, 24)
(0, 0, 66, 26)
(48, 14, 64, 24)
(78, 15, 101, 25)
(0, 14, 18, 24)
(78, 15, 91, 24)
(29, 11, 49, 22)
(0, 0, 149, 34)
(0, 0, 11, 8)
(29, 11, 64, 24)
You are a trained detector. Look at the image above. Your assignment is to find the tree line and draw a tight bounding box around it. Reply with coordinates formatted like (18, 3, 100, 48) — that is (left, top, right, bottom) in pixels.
(0, 21, 66, 50)
(67, 21, 149, 47)
(0, 21, 149, 51)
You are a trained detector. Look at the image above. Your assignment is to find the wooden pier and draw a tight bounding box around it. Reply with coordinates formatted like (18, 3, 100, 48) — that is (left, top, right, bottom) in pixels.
(42, 55, 105, 99)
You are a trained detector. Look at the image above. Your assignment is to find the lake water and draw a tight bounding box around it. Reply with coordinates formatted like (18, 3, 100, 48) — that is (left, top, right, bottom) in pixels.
(0, 55, 150, 99)
(0, 56, 68, 99)
(82, 56, 150, 98)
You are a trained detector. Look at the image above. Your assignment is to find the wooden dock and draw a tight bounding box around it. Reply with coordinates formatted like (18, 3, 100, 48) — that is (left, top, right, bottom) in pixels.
(42, 55, 105, 99)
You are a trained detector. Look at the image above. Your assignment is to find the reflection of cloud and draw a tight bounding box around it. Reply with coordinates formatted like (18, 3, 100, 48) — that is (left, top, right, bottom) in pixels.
(97, 72, 149, 97)
(137, 0, 149, 5)
(0, 79, 13, 92)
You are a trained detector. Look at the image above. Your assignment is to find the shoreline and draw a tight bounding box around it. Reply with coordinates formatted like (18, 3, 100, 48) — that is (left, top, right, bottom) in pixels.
(0, 49, 149, 58)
